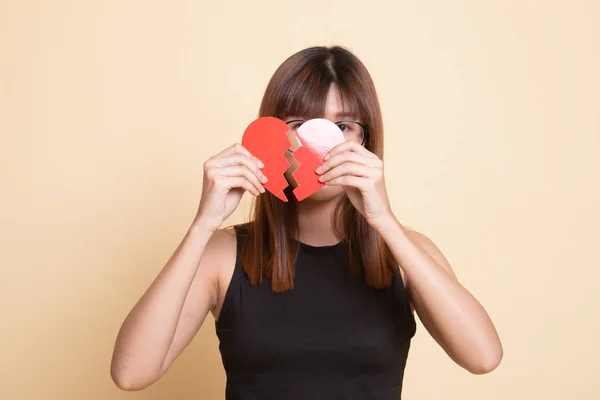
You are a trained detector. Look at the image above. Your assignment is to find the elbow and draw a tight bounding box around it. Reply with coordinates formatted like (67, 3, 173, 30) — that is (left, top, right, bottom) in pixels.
(110, 362, 157, 391)
(466, 344, 503, 375)
(111, 371, 147, 391)
(111, 376, 146, 392)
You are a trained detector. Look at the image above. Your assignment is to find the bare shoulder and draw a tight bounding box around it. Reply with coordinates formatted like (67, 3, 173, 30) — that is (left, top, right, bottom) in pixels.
(202, 226, 237, 285)
(204, 226, 237, 256)
(395, 228, 456, 313)
(401, 227, 457, 279)
(206, 226, 239, 320)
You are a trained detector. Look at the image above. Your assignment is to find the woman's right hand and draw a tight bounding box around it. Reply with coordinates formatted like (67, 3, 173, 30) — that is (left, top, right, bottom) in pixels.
(194, 143, 268, 232)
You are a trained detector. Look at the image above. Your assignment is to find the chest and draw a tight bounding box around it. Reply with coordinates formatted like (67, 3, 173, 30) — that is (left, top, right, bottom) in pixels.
(216, 261, 411, 373)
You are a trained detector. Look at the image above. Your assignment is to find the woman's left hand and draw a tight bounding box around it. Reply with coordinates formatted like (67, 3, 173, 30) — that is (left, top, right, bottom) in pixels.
(316, 141, 393, 227)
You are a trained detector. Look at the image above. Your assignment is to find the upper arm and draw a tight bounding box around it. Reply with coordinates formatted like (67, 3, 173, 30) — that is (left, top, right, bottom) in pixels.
(403, 229, 456, 280)
(401, 230, 458, 356)
(159, 227, 236, 374)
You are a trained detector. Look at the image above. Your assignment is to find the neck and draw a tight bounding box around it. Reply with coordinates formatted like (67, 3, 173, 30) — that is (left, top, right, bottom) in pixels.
(295, 196, 343, 246)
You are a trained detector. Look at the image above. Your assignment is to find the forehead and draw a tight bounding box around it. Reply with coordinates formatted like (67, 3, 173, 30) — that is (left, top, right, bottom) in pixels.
(325, 85, 343, 110)
(326, 87, 359, 119)
(287, 85, 360, 121)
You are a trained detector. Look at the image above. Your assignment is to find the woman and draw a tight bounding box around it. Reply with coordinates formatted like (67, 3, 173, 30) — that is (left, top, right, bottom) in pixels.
(111, 45, 502, 399)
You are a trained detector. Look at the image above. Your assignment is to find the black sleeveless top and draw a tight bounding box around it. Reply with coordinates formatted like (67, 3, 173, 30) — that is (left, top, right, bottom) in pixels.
(215, 223, 416, 399)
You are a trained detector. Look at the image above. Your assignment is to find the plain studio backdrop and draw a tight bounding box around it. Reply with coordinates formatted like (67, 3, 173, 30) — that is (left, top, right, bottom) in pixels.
(1, 1, 599, 399)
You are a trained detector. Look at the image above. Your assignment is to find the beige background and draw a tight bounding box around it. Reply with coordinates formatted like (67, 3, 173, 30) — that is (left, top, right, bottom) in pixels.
(1, 1, 599, 399)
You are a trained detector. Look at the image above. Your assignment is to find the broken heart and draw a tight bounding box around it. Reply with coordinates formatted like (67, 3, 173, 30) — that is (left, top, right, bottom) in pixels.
(241, 117, 345, 202)
(241, 117, 290, 202)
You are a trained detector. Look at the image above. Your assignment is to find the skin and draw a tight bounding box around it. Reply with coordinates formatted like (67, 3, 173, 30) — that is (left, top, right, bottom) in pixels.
(110, 85, 503, 391)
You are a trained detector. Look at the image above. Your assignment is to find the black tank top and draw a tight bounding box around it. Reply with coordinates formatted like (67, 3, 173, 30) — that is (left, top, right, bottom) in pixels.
(215, 223, 416, 399)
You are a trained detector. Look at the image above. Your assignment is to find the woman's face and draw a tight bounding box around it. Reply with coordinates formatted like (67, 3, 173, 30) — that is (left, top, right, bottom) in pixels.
(283, 85, 359, 202)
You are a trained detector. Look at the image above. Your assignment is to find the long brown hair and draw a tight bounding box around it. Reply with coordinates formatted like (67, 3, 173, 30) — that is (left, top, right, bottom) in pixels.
(240, 45, 397, 292)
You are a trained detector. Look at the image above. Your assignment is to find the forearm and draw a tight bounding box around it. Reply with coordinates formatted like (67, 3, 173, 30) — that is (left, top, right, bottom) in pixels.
(111, 220, 215, 388)
(375, 215, 502, 373)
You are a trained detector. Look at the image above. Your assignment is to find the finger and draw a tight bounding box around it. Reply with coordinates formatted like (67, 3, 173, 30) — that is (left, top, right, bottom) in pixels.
(324, 140, 377, 161)
(214, 143, 245, 158)
(324, 175, 370, 190)
(208, 154, 268, 184)
(318, 162, 374, 182)
(232, 143, 266, 168)
(318, 152, 382, 174)
(222, 176, 261, 196)
(216, 166, 265, 194)
(215, 143, 265, 168)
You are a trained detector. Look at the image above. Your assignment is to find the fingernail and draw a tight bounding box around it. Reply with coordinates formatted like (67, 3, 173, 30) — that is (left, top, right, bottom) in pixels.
(324, 154, 330, 161)
(261, 175, 268, 183)
(318, 175, 324, 182)
(315, 166, 323, 174)
(258, 160, 265, 168)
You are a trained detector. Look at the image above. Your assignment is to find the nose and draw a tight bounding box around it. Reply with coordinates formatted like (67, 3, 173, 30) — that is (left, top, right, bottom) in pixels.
(285, 128, 302, 152)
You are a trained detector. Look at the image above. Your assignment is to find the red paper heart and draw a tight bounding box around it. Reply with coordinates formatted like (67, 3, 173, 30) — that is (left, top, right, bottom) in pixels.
(241, 117, 291, 202)
(241, 117, 345, 202)
(292, 118, 345, 201)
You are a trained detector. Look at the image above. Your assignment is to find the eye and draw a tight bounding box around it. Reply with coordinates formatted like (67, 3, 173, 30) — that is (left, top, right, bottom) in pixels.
(286, 120, 305, 131)
(337, 123, 348, 132)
